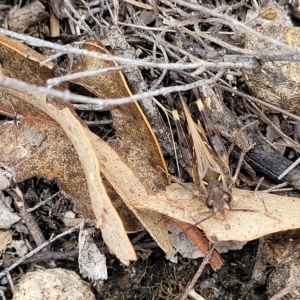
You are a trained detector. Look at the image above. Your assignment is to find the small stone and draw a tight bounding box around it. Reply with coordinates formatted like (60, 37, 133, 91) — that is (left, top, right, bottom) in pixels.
(13, 268, 95, 300)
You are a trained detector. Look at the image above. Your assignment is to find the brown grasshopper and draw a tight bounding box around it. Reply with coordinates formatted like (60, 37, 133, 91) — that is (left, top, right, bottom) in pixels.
(170, 83, 255, 220)
(180, 92, 232, 219)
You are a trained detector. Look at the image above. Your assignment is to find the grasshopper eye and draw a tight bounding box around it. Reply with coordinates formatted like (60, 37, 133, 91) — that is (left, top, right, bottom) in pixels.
(223, 191, 232, 203)
(206, 197, 213, 208)
(223, 193, 230, 202)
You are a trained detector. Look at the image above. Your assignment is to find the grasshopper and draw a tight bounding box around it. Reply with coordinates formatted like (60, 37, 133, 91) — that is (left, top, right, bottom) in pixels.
(180, 90, 233, 219)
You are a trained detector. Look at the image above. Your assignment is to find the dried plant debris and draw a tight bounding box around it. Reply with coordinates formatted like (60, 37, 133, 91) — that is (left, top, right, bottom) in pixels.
(168, 225, 246, 263)
(78, 225, 108, 282)
(0, 230, 12, 255)
(8, 1, 49, 33)
(0, 192, 20, 229)
(243, 23, 300, 110)
(261, 230, 300, 299)
(2, 0, 300, 299)
(0, 164, 14, 190)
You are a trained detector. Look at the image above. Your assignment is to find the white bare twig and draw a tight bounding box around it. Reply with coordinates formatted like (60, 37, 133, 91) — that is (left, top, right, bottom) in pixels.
(180, 243, 217, 300)
(0, 28, 202, 69)
(47, 65, 131, 87)
(0, 71, 224, 106)
(27, 192, 61, 213)
(1, 28, 300, 73)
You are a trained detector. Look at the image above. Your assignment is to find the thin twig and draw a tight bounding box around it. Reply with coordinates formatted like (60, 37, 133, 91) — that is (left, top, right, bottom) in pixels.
(0, 71, 224, 106)
(72, 104, 107, 110)
(0, 224, 80, 280)
(263, 187, 293, 193)
(0, 28, 207, 70)
(262, 182, 289, 193)
(11, 185, 47, 248)
(152, 98, 181, 176)
(118, 21, 175, 32)
(80, 0, 103, 28)
(216, 84, 300, 122)
(27, 191, 60, 213)
(40, 52, 66, 66)
(278, 157, 300, 180)
(64, 0, 97, 38)
(47, 65, 130, 87)
(83, 119, 113, 125)
(3, 250, 79, 267)
(173, 71, 300, 122)
(163, 17, 256, 55)
(179, 243, 217, 300)
(160, 0, 190, 17)
(2, 28, 300, 70)
(255, 177, 264, 192)
(224, 0, 247, 13)
(2, 240, 157, 268)
(129, 30, 169, 91)
(245, 102, 300, 153)
(5, 272, 14, 294)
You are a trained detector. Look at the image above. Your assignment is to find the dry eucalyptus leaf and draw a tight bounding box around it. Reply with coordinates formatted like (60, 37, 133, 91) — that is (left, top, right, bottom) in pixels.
(0, 85, 171, 261)
(0, 34, 194, 260)
(69, 41, 173, 255)
(0, 33, 146, 234)
(0, 92, 141, 232)
(0, 230, 12, 255)
(0, 34, 136, 265)
(69, 41, 169, 192)
(129, 183, 300, 242)
(0, 34, 53, 83)
(0, 93, 92, 217)
(0, 89, 136, 264)
(131, 207, 174, 257)
(8, 88, 136, 265)
(85, 128, 174, 257)
(13, 268, 95, 300)
(0, 33, 93, 216)
(78, 226, 107, 281)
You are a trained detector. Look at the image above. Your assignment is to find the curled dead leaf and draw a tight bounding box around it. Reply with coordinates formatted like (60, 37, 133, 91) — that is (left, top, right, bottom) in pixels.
(69, 41, 169, 191)
(68, 42, 174, 255)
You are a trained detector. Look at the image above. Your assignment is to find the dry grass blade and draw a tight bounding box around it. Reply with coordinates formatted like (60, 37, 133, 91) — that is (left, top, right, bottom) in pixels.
(171, 108, 193, 172)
